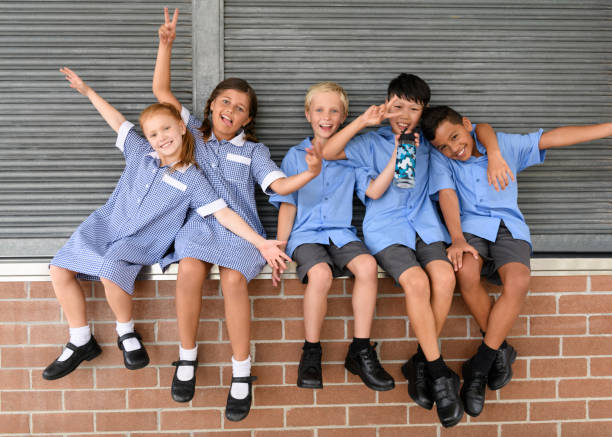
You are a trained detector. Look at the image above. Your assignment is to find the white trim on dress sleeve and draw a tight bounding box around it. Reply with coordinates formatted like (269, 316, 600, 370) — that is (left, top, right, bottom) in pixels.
(181, 105, 190, 125)
(261, 170, 287, 194)
(196, 198, 227, 218)
(115, 121, 135, 152)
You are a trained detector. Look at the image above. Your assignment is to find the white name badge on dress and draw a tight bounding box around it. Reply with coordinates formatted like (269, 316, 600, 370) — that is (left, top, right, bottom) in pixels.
(162, 174, 187, 192)
(226, 153, 252, 165)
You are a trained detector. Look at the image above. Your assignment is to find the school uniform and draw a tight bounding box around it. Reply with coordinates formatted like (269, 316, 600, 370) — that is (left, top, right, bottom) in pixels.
(159, 106, 286, 281)
(51, 121, 226, 294)
(269, 138, 372, 282)
(428, 126, 546, 277)
(343, 126, 450, 281)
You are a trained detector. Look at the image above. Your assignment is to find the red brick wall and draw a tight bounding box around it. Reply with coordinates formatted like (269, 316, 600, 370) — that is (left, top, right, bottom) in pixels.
(1, 275, 611, 436)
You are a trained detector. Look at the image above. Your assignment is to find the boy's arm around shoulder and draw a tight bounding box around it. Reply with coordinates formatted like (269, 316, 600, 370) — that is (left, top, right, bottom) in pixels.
(474, 123, 515, 191)
(538, 122, 612, 150)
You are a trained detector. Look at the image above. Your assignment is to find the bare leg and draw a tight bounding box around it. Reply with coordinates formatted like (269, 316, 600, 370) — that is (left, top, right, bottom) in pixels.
(303, 263, 333, 342)
(424, 260, 456, 335)
(220, 267, 250, 361)
(175, 258, 212, 349)
(100, 278, 133, 323)
(50, 265, 88, 328)
(345, 254, 379, 338)
(456, 254, 492, 332)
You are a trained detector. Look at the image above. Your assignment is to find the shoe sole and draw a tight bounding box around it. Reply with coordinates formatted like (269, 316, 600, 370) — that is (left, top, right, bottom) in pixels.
(440, 402, 464, 428)
(42, 347, 102, 380)
(297, 380, 323, 389)
(488, 348, 517, 390)
(345, 360, 395, 392)
(401, 361, 433, 410)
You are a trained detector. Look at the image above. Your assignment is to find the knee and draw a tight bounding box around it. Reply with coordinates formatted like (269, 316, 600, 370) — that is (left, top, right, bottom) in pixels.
(399, 271, 430, 301)
(221, 270, 248, 297)
(351, 255, 378, 280)
(307, 263, 333, 288)
(49, 265, 72, 282)
(430, 266, 456, 297)
(178, 257, 205, 277)
(456, 267, 481, 292)
(502, 273, 530, 301)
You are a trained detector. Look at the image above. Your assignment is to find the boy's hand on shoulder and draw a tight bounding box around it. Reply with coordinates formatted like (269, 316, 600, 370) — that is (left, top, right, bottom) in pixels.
(446, 238, 479, 271)
(487, 150, 514, 191)
(305, 146, 323, 176)
(158, 7, 178, 45)
(60, 67, 90, 96)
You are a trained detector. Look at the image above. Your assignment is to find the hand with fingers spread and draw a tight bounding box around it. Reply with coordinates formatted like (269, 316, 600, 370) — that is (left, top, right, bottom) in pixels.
(256, 240, 292, 273)
(158, 7, 179, 45)
(358, 97, 400, 128)
(487, 151, 514, 191)
(271, 265, 282, 287)
(59, 67, 91, 96)
(446, 238, 479, 272)
(304, 145, 323, 177)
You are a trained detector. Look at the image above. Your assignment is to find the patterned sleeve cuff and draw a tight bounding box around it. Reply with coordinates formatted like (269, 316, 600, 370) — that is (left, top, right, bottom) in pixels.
(181, 105, 190, 125)
(196, 198, 227, 217)
(115, 121, 135, 152)
(261, 170, 287, 195)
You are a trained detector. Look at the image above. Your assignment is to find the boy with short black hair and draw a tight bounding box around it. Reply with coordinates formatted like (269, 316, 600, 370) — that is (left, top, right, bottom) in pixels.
(423, 104, 612, 417)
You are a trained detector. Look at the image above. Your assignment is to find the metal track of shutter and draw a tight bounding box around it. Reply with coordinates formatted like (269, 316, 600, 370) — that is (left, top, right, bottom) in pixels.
(224, 0, 611, 253)
(0, 1, 193, 258)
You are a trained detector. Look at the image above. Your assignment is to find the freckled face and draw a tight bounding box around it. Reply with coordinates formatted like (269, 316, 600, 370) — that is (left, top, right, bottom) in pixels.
(210, 89, 252, 141)
(142, 112, 185, 166)
(387, 97, 424, 135)
(305, 91, 347, 144)
(431, 118, 476, 161)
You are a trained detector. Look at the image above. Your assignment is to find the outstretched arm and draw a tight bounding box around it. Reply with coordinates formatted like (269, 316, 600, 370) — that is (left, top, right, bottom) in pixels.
(475, 123, 514, 192)
(213, 207, 291, 272)
(269, 146, 322, 195)
(152, 7, 181, 111)
(272, 203, 297, 286)
(60, 67, 125, 133)
(539, 123, 612, 150)
(438, 188, 479, 271)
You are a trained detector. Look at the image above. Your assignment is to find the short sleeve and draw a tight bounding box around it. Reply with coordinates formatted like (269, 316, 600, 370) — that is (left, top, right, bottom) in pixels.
(180, 105, 204, 132)
(354, 166, 377, 203)
(344, 133, 374, 169)
(190, 171, 227, 217)
(501, 130, 546, 173)
(115, 121, 151, 160)
(269, 149, 298, 208)
(428, 148, 456, 196)
(251, 144, 286, 195)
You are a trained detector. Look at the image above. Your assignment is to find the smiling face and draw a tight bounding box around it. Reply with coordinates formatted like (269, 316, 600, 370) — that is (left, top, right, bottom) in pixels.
(141, 111, 185, 166)
(386, 97, 424, 135)
(209, 89, 252, 141)
(305, 91, 347, 145)
(430, 117, 476, 161)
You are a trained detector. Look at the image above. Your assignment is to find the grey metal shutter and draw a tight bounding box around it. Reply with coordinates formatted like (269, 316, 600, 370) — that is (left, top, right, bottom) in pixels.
(223, 0, 611, 253)
(0, 1, 193, 258)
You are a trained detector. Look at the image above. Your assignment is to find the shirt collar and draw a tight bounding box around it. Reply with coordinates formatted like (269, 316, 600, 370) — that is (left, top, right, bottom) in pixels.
(146, 151, 192, 173)
(210, 130, 246, 147)
(294, 137, 313, 151)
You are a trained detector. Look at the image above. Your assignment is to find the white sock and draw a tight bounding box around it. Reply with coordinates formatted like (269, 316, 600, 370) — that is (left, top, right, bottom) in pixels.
(116, 320, 140, 352)
(58, 325, 91, 362)
(177, 345, 198, 381)
(230, 355, 251, 399)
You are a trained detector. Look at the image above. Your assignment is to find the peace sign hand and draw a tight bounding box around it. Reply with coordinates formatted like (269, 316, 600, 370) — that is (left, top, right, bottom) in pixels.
(158, 7, 179, 45)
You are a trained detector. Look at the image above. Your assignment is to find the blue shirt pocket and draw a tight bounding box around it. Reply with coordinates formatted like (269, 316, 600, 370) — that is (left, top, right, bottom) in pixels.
(222, 153, 252, 184)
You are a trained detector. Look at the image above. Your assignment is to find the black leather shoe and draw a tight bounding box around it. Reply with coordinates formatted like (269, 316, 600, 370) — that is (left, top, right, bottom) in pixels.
(171, 359, 198, 402)
(297, 346, 323, 389)
(488, 343, 517, 390)
(117, 331, 149, 370)
(431, 369, 464, 428)
(401, 353, 433, 409)
(225, 375, 257, 422)
(42, 336, 102, 380)
(345, 342, 395, 391)
(460, 358, 488, 417)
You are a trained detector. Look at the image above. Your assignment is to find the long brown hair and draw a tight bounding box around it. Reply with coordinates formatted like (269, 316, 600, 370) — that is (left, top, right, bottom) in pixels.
(139, 103, 197, 172)
(199, 77, 258, 143)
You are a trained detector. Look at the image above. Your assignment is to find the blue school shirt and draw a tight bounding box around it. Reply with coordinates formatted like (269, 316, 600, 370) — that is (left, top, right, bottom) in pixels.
(51, 121, 226, 294)
(159, 106, 287, 282)
(428, 126, 546, 246)
(269, 138, 371, 256)
(344, 126, 450, 255)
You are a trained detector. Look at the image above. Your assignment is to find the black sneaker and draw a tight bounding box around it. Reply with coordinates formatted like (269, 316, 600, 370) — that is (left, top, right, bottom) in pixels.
(297, 346, 323, 389)
(460, 358, 488, 417)
(42, 336, 102, 380)
(345, 342, 394, 391)
(401, 353, 433, 409)
(431, 369, 464, 428)
(488, 343, 517, 390)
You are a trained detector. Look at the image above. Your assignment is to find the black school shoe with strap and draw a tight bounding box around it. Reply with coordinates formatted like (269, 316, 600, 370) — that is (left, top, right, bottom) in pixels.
(117, 331, 149, 370)
(345, 342, 395, 391)
(488, 342, 517, 390)
(225, 375, 257, 422)
(171, 359, 198, 402)
(431, 369, 464, 428)
(401, 353, 433, 409)
(42, 336, 102, 380)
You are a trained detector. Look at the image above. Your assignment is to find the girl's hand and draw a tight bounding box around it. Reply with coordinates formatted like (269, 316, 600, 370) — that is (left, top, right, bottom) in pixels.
(158, 7, 178, 45)
(271, 266, 282, 287)
(59, 67, 90, 96)
(257, 240, 292, 272)
(487, 151, 514, 191)
(446, 238, 479, 271)
(305, 146, 322, 176)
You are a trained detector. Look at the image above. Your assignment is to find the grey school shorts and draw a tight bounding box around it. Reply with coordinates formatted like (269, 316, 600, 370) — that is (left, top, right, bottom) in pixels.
(292, 240, 371, 284)
(464, 222, 531, 285)
(374, 237, 450, 283)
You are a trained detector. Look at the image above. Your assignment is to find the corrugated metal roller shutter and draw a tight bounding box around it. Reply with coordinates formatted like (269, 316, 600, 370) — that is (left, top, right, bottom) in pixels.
(224, 0, 611, 253)
(0, 1, 193, 258)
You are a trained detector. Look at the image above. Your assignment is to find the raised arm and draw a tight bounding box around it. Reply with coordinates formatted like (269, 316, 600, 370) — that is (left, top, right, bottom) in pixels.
(60, 67, 125, 133)
(273, 202, 297, 285)
(438, 188, 479, 271)
(475, 123, 514, 192)
(269, 145, 322, 195)
(539, 122, 612, 150)
(152, 7, 181, 111)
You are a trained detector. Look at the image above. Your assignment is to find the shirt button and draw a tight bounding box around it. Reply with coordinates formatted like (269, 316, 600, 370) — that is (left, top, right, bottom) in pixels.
(479, 198, 483, 202)
(409, 204, 413, 208)
(324, 197, 329, 200)
(476, 178, 480, 182)
(145, 184, 149, 188)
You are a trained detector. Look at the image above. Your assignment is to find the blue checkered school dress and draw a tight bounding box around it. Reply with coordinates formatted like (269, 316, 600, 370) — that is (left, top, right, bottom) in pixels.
(51, 121, 227, 294)
(159, 106, 286, 281)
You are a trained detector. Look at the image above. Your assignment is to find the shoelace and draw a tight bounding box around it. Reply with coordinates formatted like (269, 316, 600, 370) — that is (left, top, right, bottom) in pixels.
(492, 351, 506, 373)
(360, 343, 383, 372)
